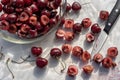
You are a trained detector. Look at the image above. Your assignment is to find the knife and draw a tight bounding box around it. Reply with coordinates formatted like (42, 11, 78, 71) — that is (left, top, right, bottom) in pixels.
(91, 0, 120, 57)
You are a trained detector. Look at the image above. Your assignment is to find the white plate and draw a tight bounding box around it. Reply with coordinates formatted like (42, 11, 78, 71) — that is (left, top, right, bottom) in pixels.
(0, 0, 120, 80)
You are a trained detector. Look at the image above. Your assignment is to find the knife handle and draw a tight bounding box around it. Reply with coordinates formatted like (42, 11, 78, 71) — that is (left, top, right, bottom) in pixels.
(104, 0, 120, 34)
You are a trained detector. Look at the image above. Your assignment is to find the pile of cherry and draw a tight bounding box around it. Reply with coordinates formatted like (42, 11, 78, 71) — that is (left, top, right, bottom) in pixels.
(30, 1, 118, 77)
(0, 0, 63, 38)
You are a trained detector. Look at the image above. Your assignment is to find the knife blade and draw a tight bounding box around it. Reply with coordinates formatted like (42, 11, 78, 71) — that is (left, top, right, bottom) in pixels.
(91, 0, 120, 57)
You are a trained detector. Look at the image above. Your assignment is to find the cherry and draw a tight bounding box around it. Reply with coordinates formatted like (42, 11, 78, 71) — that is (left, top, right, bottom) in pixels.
(91, 23, 101, 34)
(82, 18, 92, 28)
(0, 13, 8, 21)
(1, 0, 10, 5)
(55, 29, 65, 39)
(31, 46, 43, 57)
(0, 4, 3, 12)
(36, 57, 48, 68)
(37, 0, 48, 8)
(86, 33, 95, 43)
(83, 65, 94, 74)
(93, 53, 103, 63)
(107, 47, 118, 58)
(8, 24, 17, 34)
(66, 3, 71, 12)
(50, 48, 62, 58)
(102, 57, 113, 68)
(99, 10, 109, 20)
(72, 23, 82, 33)
(62, 44, 72, 54)
(24, 7, 33, 16)
(64, 31, 74, 41)
(7, 14, 17, 23)
(41, 10, 50, 17)
(24, 0, 33, 6)
(15, 8, 23, 13)
(72, 2, 81, 11)
(30, 3, 39, 13)
(40, 15, 50, 26)
(60, 17, 65, 25)
(72, 46, 83, 58)
(35, 22, 43, 31)
(54, 0, 62, 6)
(3, 6, 14, 14)
(81, 51, 91, 62)
(49, 18, 57, 26)
(0, 20, 9, 30)
(67, 65, 78, 77)
(29, 16, 37, 26)
(29, 29, 38, 38)
(16, 0, 25, 8)
(19, 12, 29, 22)
(64, 19, 74, 29)
(20, 24, 31, 33)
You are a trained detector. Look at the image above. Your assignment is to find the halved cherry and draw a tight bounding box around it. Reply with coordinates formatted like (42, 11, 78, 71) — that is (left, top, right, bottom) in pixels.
(81, 51, 91, 62)
(40, 15, 50, 26)
(67, 65, 78, 77)
(107, 47, 118, 58)
(64, 19, 74, 29)
(55, 29, 65, 39)
(72, 46, 83, 57)
(93, 53, 103, 63)
(83, 65, 94, 74)
(86, 33, 95, 43)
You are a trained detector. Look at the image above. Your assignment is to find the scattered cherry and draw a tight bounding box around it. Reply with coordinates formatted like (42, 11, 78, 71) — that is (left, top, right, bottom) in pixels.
(99, 10, 109, 20)
(72, 23, 82, 33)
(67, 65, 78, 77)
(66, 3, 71, 12)
(102, 57, 113, 68)
(55, 29, 65, 39)
(93, 53, 103, 63)
(64, 31, 74, 41)
(81, 51, 91, 62)
(64, 19, 74, 29)
(83, 65, 94, 74)
(107, 47, 118, 58)
(31, 46, 43, 57)
(36, 57, 48, 68)
(1, 0, 10, 5)
(91, 23, 101, 34)
(82, 18, 92, 28)
(62, 44, 72, 54)
(72, 46, 83, 58)
(86, 33, 95, 43)
(50, 48, 62, 58)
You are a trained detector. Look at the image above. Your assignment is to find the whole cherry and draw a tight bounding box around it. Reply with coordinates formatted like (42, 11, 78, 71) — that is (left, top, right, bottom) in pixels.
(50, 48, 62, 58)
(36, 57, 48, 68)
(31, 46, 43, 57)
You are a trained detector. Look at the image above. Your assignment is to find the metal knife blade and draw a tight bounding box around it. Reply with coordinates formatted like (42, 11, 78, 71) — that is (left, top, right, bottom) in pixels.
(91, 0, 120, 57)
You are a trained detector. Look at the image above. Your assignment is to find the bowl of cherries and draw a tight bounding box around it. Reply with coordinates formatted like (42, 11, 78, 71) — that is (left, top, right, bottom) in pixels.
(0, 0, 67, 44)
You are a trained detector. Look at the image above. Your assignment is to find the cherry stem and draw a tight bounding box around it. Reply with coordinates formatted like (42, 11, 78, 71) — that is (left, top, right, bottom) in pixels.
(0, 46, 4, 60)
(11, 55, 31, 64)
(6, 58, 14, 79)
(56, 57, 66, 73)
(20, 56, 35, 62)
